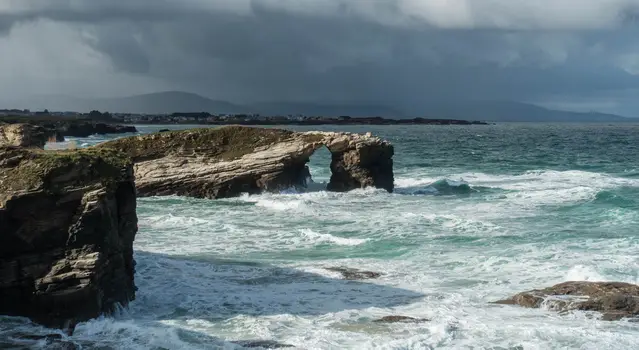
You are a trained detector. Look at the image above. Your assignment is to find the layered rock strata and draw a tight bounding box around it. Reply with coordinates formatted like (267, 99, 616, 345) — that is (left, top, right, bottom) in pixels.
(100, 126, 394, 199)
(0, 146, 138, 329)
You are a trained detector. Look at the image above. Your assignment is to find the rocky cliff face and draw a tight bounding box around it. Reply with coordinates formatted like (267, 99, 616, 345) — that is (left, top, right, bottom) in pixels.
(100, 126, 394, 199)
(0, 124, 48, 148)
(0, 146, 138, 329)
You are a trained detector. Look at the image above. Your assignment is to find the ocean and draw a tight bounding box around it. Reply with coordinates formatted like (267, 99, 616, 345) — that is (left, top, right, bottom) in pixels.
(3, 123, 639, 349)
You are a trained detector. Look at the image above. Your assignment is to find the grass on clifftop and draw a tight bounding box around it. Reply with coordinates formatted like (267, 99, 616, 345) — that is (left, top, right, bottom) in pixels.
(0, 147, 131, 197)
(99, 126, 302, 162)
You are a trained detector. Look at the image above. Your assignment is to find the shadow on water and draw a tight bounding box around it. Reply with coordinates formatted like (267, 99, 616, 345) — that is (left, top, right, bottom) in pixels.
(132, 251, 424, 320)
(0, 251, 425, 349)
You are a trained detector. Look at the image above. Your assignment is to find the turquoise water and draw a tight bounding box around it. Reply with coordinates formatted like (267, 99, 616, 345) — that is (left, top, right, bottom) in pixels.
(4, 124, 639, 349)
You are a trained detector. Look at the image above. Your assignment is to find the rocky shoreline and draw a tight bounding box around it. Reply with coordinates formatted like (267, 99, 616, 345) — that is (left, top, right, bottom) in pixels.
(0, 116, 137, 141)
(1, 122, 637, 335)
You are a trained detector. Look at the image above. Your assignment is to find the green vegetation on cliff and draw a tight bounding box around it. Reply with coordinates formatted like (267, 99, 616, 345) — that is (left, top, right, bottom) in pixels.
(0, 147, 132, 200)
(99, 126, 300, 162)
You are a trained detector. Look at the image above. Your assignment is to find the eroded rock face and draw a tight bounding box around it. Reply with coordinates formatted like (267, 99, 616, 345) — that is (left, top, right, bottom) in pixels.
(0, 146, 138, 329)
(495, 281, 639, 321)
(100, 126, 394, 199)
(0, 124, 48, 148)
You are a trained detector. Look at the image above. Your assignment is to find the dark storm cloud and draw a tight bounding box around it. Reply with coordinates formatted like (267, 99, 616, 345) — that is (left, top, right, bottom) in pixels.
(2, 0, 639, 112)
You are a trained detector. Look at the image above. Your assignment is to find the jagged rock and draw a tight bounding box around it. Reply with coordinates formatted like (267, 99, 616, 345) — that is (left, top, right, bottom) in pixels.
(325, 267, 383, 280)
(494, 281, 639, 321)
(0, 146, 138, 329)
(372, 316, 430, 323)
(99, 126, 394, 199)
(0, 124, 48, 148)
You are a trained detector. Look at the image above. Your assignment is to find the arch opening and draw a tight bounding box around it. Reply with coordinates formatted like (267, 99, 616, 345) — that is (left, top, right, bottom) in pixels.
(304, 145, 332, 192)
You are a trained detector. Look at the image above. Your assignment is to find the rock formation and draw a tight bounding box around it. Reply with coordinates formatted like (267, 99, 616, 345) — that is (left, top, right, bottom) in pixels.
(57, 122, 137, 138)
(0, 117, 137, 141)
(100, 126, 394, 199)
(0, 146, 138, 329)
(495, 281, 639, 321)
(0, 124, 48, 148)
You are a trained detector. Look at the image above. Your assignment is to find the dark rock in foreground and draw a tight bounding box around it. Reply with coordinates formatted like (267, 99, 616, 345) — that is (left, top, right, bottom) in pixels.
(372, 316, 430, 323)
(100, 126, 394, 199)
(0, 123, 48, 148)
(495, 281, 639, 320)
(0, 146, 138, 329)
(325, 267, 383, 280)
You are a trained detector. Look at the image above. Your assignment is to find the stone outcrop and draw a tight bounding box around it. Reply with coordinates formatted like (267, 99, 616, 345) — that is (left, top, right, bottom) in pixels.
(99, 126, 394, 199)
(0, 146, 138, 329)
(0, 124, 48, 148)
(495, 281, 639, 321)
(0, 117, 137, 142)
(57, 122, 137, 138)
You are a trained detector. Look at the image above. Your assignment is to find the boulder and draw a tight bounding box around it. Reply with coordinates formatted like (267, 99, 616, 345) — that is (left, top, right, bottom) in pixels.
(0, 146, 138, 329)
(0, 124, 48, 148)
(99, 126, 394, 199)
(495, 281, 639, 320)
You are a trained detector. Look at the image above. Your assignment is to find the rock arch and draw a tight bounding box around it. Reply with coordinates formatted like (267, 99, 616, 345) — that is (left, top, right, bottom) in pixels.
(100, 126, 395, 199)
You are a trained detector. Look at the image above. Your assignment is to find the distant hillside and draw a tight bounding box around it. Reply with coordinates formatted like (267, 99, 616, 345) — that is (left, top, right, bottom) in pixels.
(91, 91, 247, 114)
(18, 92, 247, 114)
(249, 102, 405, 117)
(7, 92, 634, 122)
(423, 101, 631, 122)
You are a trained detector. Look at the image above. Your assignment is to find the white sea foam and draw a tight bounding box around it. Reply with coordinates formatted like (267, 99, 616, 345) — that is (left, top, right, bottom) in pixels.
(299, 228, 369, 246)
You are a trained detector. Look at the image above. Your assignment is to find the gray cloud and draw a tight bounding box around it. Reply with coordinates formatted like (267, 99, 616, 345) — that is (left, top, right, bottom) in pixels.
(1, 0, 639, 114)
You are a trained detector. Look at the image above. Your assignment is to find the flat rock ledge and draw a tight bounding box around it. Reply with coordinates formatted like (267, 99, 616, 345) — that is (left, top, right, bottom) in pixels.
(100, 126, 394, 199)
(494, 281, 639, 321)
(0, 146, 138, 329)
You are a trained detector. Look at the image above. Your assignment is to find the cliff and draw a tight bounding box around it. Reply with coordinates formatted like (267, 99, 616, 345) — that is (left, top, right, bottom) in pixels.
(100, 126, 394, 199)
(0, 123, 48, 148)
(0, 146, 138, 329)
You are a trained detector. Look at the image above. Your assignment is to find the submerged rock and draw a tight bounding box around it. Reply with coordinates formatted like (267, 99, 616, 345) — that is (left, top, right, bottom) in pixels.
(232, 340, 294, 348)
(372, 316, 430, 323)
(0, 146, 138, 329)
(325, 267, 383, 280)
(100, 126, 394, 199)
(495, 281, 639, 320)
(0, 124, 48, 148)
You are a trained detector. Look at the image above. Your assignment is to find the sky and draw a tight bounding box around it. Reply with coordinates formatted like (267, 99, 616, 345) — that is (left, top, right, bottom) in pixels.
(1, 0, 639, 115)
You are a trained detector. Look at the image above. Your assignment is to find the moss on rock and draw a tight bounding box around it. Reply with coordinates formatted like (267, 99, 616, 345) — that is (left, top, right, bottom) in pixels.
(0, 146, 132, 203)
(99, 126, 296, 162)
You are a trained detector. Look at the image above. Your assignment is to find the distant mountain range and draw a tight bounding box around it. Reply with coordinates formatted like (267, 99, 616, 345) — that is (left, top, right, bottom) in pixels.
(11, 91, 634, 122)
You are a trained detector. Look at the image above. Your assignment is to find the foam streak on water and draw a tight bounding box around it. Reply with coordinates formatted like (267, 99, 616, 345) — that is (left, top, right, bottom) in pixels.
(5, 124, 638, 349)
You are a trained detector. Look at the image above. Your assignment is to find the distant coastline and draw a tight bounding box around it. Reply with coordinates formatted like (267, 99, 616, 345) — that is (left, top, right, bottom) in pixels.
(130, 116, 489, 126)
(0, 110, 489, 126)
